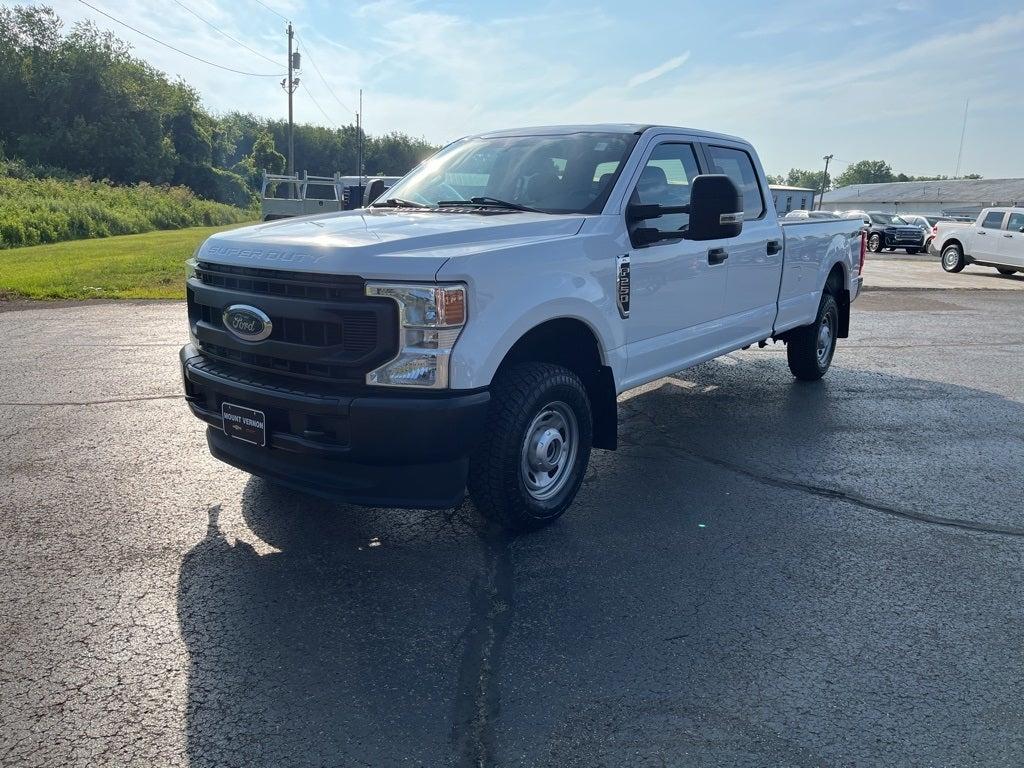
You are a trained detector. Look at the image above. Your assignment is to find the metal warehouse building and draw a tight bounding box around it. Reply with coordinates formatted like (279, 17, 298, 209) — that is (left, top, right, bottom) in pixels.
(769, 185, 816, 216)
(817, 178, 1024, 217)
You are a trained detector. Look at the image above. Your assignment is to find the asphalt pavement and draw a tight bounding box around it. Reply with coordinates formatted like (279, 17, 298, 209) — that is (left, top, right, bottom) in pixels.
(1, 285, 1023, 767)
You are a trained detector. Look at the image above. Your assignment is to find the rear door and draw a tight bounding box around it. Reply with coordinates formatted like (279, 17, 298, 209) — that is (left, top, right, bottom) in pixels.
(998, 211, 1024, 267)
(702, 143, 782, 344)
(974, 210, 1006, 261)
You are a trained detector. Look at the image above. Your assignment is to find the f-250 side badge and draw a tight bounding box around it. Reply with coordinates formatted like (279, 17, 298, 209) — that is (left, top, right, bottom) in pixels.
(616, 254, 630, 319)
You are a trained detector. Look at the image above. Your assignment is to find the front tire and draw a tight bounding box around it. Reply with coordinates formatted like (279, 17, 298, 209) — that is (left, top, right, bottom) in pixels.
(868, 233, 883, 253)
(468, 362, 592, 531)
(996, 267, 1018, 276)
(787, 293, 839, 382)
(941, 243, 965, 272)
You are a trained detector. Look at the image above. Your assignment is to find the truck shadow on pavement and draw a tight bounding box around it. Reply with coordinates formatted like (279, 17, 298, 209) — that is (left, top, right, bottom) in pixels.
(176, 356, 1024, 768)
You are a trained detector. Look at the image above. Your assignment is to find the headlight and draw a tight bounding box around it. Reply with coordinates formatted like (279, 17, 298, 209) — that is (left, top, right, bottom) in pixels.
(365, 283, 466, 388)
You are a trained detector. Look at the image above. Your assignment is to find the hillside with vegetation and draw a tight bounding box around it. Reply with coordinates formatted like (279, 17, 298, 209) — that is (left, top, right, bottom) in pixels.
(0, 161, 251, 248)
(0, 5, 437, 248)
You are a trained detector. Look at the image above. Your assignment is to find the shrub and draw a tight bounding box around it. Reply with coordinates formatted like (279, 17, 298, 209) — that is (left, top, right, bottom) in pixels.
(0, 174, 255, 249)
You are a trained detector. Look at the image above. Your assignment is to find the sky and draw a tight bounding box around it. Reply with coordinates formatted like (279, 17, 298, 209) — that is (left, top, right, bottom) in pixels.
(44, 0, 1024, 178)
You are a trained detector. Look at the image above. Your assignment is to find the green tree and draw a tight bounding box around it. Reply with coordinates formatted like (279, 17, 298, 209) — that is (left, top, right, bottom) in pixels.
(835, 160, 895, 187)
(250, 132, 285, 175)
(782, 168, 830, 192)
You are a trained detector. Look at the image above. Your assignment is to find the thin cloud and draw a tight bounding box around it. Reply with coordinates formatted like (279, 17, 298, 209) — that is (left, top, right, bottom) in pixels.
(627, 53, 690, 88)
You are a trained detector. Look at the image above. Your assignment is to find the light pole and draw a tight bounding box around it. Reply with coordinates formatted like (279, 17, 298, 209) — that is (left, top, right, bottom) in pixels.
(818, 154, 833, 210)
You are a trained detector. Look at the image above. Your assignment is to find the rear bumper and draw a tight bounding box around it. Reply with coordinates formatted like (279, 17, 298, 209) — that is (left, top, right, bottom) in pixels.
(180, 344, 490, 508)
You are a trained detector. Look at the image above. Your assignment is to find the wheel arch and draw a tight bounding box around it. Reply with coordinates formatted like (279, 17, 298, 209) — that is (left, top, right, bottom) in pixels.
(495, 317, 618, 450)
(824, 260, 851, 338)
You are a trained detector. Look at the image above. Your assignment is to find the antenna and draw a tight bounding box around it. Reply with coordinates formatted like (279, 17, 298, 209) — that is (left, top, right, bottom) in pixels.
(953, 99, 969, 179)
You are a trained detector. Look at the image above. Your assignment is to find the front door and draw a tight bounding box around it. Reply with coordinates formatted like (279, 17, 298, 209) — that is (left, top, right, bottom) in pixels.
(998, 211, 1024, 268)
(623, 141, 729, 386)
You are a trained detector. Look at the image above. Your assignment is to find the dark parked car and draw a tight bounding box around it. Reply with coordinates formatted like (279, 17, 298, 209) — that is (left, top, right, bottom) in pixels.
(864, 212, 926, 254)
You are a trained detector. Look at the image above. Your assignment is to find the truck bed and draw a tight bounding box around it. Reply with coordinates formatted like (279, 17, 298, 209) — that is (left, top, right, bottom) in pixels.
(776, 217, 863, 334)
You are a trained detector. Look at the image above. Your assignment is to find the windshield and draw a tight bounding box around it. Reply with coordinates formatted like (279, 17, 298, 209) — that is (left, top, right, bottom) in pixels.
(376, 131, 638, 214)
(870, 213, 908, 225)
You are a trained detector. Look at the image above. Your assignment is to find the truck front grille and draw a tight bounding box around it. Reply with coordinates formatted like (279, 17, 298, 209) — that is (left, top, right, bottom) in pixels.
(187, 262, 398, 385)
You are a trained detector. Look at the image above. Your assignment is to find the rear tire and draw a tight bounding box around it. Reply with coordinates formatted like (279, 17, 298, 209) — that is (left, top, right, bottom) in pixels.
(787, 293, 839, 382)
(941, 243, 965, 272)
(868, 233, 883, 253)
(996, 267, 1018, 276)
(468, 362, 592, 531)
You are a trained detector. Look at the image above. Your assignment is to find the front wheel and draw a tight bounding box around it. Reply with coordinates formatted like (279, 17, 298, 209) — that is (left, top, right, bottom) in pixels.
(941, 243, 965, 273)
(996, 267, 1018, 276)
(787, 293, 839, 381)
(468, 362, 593, 531)
(868, 233, 883, 253)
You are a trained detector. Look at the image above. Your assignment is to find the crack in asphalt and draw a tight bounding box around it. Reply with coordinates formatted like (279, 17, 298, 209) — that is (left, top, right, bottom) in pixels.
(621, 439, 1024, 538)
(0, 394, 181, 406)
(451, 525, 515, 768)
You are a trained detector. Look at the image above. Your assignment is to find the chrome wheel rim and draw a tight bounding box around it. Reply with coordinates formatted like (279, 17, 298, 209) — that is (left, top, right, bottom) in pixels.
(520, 402, 578, 501)
(942, 247, 959, 269)
(817, 312, 835, 367)
(869, 234, 880, 251)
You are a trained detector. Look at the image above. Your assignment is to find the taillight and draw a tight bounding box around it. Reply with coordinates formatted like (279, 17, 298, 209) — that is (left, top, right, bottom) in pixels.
(859, 230, 866, 273)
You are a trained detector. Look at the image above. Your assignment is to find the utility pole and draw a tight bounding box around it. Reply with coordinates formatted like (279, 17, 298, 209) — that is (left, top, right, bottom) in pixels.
(281, 23, 300, 194)
(818, 154, 833, 210)
(357, 89, 363, 190)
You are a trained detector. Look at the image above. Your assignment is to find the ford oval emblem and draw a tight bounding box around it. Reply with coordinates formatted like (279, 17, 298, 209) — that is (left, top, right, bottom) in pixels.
(222, 305, 273, 342)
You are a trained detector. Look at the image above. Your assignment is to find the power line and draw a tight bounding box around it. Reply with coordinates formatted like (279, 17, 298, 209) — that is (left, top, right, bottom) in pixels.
(304, 88, 338, 128)
(251, 0, 290, 23)
(171, 0, 281, 68)
(77, 0, 286, 77)
(294, 37, 356, 118)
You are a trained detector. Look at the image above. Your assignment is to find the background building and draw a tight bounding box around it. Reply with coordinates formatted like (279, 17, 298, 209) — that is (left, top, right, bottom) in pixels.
(817, 178, 1024, 217)
(769, 185, 816, 216)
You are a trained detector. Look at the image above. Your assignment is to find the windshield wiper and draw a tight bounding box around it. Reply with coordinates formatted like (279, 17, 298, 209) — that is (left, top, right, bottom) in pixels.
(437, 196, 543, 213)
(371, 197, 433, 209)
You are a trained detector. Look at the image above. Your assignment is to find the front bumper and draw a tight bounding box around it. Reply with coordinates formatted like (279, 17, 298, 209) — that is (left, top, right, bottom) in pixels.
(180, 344, 490, 508)
(884, 232, 925, 248)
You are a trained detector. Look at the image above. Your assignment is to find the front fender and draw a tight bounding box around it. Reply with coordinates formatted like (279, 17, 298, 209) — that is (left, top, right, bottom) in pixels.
(439, 238, 625, 389)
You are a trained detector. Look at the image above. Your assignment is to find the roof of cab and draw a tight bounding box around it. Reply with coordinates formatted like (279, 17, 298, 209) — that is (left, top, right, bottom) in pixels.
(473, 124, 748, 144)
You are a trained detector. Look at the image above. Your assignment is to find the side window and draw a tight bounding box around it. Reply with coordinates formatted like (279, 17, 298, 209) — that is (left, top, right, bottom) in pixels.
(982, 211, 1005, 229)
(705, 145, 765, 220)
(630, 142, 701, 237)
(1006, 212, 1024, 232)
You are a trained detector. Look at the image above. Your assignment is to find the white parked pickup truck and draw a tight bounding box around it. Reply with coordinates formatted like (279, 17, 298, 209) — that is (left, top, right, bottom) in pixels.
(180, 124, 865, 529)
(933, 207, 1024, 275)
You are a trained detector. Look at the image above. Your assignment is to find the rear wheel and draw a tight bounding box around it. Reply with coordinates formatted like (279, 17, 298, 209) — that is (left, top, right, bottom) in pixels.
(941, 243, 965, 272)
(868, 233, 883, 253)
(786, 292, 839, 381)
(996, 267, 1018, 276)
(468, 362, 592, 531)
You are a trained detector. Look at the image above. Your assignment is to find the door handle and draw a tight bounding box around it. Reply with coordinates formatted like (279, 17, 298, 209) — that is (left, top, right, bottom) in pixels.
(1003, 234, 1013, 238)
(978, 231, 987, 235)
(767, 240, 781, 255)
(707, 248, 729, 265)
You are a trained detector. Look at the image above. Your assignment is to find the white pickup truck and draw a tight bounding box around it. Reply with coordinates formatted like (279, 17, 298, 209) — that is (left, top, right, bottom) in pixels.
(180, 124, 865, 529)
(933, 207, 1024, 275)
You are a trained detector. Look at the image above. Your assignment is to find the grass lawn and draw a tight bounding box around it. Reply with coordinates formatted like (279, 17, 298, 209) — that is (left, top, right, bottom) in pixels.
(0, 223, 253, 300)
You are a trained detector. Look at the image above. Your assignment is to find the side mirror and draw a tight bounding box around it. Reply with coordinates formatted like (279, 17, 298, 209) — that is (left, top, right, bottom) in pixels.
(687, 174, 744, 241)
(1018, 226, 1024, 233)
(364, 178, 387, 206)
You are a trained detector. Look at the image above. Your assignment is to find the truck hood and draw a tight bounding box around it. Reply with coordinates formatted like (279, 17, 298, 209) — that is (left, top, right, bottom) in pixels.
(196, 209, 587, 281)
